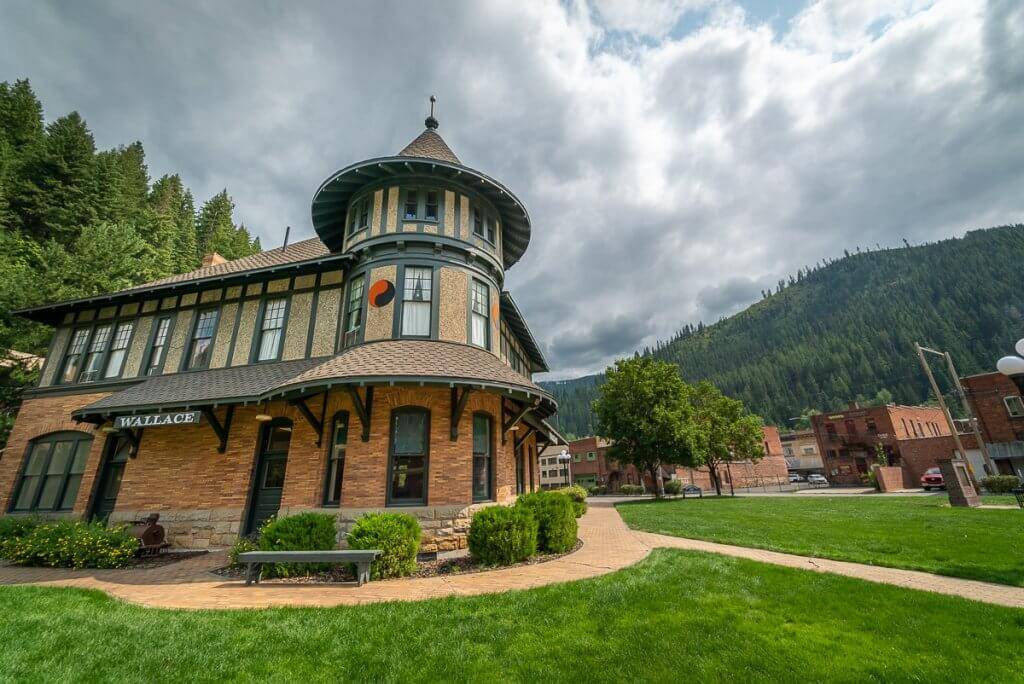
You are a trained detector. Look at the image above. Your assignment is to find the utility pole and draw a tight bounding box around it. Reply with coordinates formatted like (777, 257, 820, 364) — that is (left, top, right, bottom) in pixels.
(915, 343, 971, 464)
(943, 351, 995, 475)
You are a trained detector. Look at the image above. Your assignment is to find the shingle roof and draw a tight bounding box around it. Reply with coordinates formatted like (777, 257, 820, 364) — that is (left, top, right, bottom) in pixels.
(77, 357, 324, 414)
(398, 129, 461, 164)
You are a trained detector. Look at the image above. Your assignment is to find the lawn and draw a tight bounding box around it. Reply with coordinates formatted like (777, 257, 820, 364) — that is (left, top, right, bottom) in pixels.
(618, 496, 1024, 586)
(1, 549, 1022, 682)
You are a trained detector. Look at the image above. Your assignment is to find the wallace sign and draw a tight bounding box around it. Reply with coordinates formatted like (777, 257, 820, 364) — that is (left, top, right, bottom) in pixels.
(114, 411, 202, 429)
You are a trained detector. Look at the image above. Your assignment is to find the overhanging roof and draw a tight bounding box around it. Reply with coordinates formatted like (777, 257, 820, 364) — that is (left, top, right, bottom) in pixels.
(499, 292, 548, 372)
(311, 156, 531, 269)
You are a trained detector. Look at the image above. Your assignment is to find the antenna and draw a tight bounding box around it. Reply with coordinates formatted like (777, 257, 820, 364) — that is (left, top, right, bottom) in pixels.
(282, 225, 291, 251)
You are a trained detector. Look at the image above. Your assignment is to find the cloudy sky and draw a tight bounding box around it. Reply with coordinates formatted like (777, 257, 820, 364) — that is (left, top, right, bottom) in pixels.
(3, 0, 1023, 379)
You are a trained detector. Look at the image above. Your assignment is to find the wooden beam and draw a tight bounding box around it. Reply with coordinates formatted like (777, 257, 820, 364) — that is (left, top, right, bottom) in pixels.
(450, 387, 471, 441)
(503, 402, 532, 436)
(290, 396, 324, 445)
(123, 428, 143, 458)
(514, 426, 536, 452)
(203, 406, 234, 454)
(347, 386, 374, 442)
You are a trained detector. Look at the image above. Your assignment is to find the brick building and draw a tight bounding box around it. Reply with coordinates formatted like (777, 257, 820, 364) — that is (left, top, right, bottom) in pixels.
(810, 404, 957, 486)
(780, 430, 824, 475)
(961, 372, 1024, 478)
(0, 111, 563, 552)
(675, 425, 789, 491)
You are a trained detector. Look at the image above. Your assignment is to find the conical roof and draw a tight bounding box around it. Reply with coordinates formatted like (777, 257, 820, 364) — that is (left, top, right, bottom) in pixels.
(398, 128, 461, 164)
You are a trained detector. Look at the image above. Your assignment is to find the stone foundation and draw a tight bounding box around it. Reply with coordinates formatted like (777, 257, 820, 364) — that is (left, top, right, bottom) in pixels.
(109, 508, 244, 549)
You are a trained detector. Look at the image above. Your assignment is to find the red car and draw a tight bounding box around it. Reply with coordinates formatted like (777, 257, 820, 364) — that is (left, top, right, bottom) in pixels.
(921, 467, 945, 491)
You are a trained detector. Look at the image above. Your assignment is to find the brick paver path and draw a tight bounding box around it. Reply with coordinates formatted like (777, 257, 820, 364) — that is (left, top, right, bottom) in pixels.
(2, 500, 1022, 609)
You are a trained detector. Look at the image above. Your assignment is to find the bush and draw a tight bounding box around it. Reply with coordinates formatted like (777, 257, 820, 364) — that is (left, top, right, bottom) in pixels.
(553, 486, 588, 518)
(3, 520, 138, 569)
(981, 475, 1022, 494)
(258, 512, 337, 577)
(347, 512, 421, 579)
(588, 485, 607, 495)
(0, 516, 44, 557)
(515, 491, 577, 553)
(468, 505, 537, 566)
(227, 536, 258, 568)
(619, 484, 644, 495)
(663, 479, 684, 495)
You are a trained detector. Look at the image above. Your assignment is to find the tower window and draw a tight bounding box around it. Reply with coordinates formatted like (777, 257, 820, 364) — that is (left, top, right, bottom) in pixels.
(404, 190, 418, 220)
(401, 267, 432, 337)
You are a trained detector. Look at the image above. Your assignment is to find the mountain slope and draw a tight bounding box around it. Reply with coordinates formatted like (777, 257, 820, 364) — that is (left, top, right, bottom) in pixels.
(543, 224, 1024, 437)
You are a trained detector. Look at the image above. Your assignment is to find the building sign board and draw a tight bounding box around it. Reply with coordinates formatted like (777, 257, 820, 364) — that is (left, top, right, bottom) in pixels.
(114, 411, 202, 429)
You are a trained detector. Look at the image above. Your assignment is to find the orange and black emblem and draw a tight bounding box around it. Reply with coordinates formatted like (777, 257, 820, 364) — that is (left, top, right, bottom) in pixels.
(369, 279, 395, 307)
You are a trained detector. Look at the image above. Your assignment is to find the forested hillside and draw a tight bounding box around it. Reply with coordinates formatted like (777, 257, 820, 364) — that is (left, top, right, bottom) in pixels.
(544, 225, 1024, 437)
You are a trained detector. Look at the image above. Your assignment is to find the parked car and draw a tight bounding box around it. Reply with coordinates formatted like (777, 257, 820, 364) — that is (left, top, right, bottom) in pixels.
(807, 473, 829, 487)
(788, 473, 806, 483)
(921, 467, 945, 491)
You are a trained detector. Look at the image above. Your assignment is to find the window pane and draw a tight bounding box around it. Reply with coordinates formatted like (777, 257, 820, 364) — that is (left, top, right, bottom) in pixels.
(471, 314, 487, 347)
(37, 476, 63, 509)
(425, 191, 438, 221)
(61, 329, 90, 383)
(147, 317, 171, 375)
(81, 324, 112, 382)
(359, 199, 369, 228)
(404, 190, 418, 220)
(188, 310, 218, 369)
(393, 412, 427, 454)
(390, 456, 425, 501)
(14, 476, 40, 510)
(402, 268, 432, 337)
(23, 443, 49, 475)
(60, 474, 82, 509)
(257, 299, 286, 361)
(189, 338, 212, 369)
(104, 322, 134, 378)
(334, 413, 349, 446)
(263, 459, 286, 488)
(404, 268, 432, 301)
(267, 425, 292, 452)
(473, 208, 483, 236)
(402, 301, 430, 336)
(473, 456, 490, 501)
(47, 441, 74, 474)
(257, 329, 281, 361)
(473, 415, 490, 455)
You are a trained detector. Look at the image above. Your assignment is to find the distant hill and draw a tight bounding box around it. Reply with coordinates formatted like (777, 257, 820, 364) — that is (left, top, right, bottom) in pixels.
(542, 224, 1024, 437)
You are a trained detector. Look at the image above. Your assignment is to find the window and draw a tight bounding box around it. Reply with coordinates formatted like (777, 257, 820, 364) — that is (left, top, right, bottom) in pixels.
(802, 446, 816, 455)
(587, 451, 596, 461)
(103, 322, 134, 378)
(404, 190, 418, 220)
(348, 196, 371, 235)
(825, 423, 837, 438)
(323, 412, 349, 506)
(866, 418, 877, 434)
(1005, 396, 1024, 418)
(255, 298, 287, 361)
(470, 280, 489, 348)
(472, 207, 484, 238)
(388, 408, 429, 504)
(573, 453, 581, 463)
(11, 432, 92, 513)
(344, 278, 365, 348)
(901, 418, 909, 436)
(425, 191, 438, 221)
(401, 267, 432, 337)
(79, 324, 113, 383)
(145, 316, 171, 376)
(186, 309, 219, 370)
(59, 328, 91, 384)
(472, 413, 493, 502)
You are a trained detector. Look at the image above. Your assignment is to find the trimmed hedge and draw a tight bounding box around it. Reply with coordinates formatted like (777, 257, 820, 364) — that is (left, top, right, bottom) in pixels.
(1, 520, 138, 569)
(468, 505, 537, 566)
(619, 484, 644, 495)
(553, 486, 588, 518)
(347, 512, 421, 579)
(257, 512, 338, 577)
(981, 475, 1022, 494)
(663, 479, 684, 495)
(515, 491, 577, 553)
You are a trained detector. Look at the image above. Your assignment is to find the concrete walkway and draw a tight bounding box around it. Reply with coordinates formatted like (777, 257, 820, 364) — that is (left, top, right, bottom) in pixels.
(1, 500, 1022, 610)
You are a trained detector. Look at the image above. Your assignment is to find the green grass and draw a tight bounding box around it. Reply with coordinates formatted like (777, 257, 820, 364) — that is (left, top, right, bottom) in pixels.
(618, 497, 1024, 586)
(1, 549, 1022, 682)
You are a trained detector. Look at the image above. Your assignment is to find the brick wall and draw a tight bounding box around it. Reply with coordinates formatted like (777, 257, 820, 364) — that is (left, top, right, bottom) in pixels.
(962, 372, 1024, 444)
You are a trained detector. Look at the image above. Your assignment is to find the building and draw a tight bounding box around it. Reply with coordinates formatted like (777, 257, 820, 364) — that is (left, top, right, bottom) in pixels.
(0, 110, 563, 552)
(538, 445, 571, 490)
(675, 425, 789, 490)
(961, 372, 1024, 478)
(780, 430, 824, 475)
(810, 404, 957, 486)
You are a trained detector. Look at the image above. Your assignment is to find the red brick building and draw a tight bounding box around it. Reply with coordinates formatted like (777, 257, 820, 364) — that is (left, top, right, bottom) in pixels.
(961, 372, 1024, 478)
(674, 425, 789, 491)
(810, 404, 957, 486)
(0, 113, 563, 552)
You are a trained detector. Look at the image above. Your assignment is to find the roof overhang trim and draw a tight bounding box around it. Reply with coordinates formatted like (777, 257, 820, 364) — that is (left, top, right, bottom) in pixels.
(499, 292, 549, 372)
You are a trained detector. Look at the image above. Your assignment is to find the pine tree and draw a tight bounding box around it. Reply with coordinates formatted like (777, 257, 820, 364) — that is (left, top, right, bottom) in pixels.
(0, 79, 44, 153)
(196, 189, 260, 261)
(150, 174, 199, 272)
(96, 141, 150, 229)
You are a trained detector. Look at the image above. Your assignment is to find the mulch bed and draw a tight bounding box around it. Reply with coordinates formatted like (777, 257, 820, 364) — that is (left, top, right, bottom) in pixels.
(130, 551, 208, 569)
(210, 539, 584, 584)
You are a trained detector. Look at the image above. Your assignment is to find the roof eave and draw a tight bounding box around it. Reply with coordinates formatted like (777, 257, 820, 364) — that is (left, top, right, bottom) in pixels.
(499, 291, 549, 372)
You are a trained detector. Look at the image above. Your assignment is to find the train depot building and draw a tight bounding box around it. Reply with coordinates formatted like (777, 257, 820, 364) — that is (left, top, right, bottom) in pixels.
(0, 113, 562, 552)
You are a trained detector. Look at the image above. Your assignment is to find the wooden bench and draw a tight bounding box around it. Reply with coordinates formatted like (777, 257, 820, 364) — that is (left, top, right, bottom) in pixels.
(237, 550, 382, 586)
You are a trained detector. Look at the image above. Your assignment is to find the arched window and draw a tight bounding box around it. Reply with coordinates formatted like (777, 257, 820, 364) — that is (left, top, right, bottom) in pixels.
(388, 407, 429, 505)
(323, 411, 349, 506)
(472, 413, 493, 502)
(11, 432, 93, 513)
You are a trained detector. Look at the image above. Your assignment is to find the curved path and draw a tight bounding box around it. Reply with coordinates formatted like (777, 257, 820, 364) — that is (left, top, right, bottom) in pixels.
(1, 500, 1022, 609)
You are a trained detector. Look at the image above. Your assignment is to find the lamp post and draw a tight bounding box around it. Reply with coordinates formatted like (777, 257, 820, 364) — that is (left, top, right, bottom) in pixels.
(997, 338, 1024, 395)
(559, 449, 571, 488)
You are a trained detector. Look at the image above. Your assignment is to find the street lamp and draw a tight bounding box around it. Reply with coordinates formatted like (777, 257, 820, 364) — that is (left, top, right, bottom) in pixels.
(559, 449, 571, 488)
(997, 338, 1024, 394)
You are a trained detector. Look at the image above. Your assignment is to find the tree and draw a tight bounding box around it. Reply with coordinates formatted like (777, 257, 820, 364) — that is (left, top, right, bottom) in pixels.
(592, 357, 693, 497)
(96, 141, 150, 228)
(684, 381, 765, 496)
(793, 407, 821, 430)
(196, 189, 260, 261)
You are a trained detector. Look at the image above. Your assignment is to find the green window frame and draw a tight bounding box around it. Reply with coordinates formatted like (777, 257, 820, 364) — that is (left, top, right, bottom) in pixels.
(401, 187, 442, 223)
(323, 411, 349, 506)
(185, 307, 220, 370)
(343, 277, 365, 348)
(400, 266, 433, 338)
(254, 297, 288, 362)
(471, 205, 496, 244)
(470, 279, 489, 349)
(58, 328, 91, 384)
(144, 315, 173, 376)
(472, 413, 493, 502)
(78, 323, 113, 383)
(387, 407, 429, 506)
(10, 432, 93, 513)
(102, 321, 135, 379)
(348, 195, 371, 236)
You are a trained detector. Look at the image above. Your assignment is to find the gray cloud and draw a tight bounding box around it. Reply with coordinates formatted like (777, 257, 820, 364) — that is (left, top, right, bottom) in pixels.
(2, 0, 1023, 381)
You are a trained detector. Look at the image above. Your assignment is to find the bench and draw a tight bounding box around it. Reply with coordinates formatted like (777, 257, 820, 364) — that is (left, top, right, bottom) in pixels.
(237, 550, 382, 586)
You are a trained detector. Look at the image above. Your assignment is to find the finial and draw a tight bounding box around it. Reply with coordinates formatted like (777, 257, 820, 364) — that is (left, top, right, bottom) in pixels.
(425, 94, 439, 130)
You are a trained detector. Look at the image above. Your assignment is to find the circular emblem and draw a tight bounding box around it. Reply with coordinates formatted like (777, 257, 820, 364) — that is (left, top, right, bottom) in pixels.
(369, 279, 395, 307)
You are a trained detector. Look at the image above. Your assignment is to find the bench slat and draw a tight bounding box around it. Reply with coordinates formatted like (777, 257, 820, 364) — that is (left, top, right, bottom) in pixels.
(238, 550, 380, 563)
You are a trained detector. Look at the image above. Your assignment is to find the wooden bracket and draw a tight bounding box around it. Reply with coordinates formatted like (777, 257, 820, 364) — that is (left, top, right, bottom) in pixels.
(290, 396, 324, 445)
(202, 406, 234, 453)
(347, 386, 374, 442)
(514, 426, 537, 452)
(123, 428, 143, 458)
(450, 387, 471, 441)
(502, 401, 533, 444)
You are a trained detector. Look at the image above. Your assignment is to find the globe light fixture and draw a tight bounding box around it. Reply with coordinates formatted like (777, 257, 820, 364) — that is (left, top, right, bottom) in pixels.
(997, 338, 1024, 393)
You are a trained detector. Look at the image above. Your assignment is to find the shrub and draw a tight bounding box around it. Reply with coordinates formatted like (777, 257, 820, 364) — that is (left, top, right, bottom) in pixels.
(663, 479, 684, 495)
(515, 491, 577, 553)
(619, 484, 644, 495)
(0, 516, 44, 557)
(227, 536, 258, 568)
(981, 475, 1022, 494)
(347, 512, 421, 579)
(3, 520, 138, 569)
(553, 486, 588, 518)
(588, 484, 607, 495)
(468, 505, 537, 566)
(258, 512, 337, 577)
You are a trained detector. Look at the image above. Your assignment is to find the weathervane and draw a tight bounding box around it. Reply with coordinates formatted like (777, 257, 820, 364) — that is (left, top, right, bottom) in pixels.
(425, 94, 439, 130)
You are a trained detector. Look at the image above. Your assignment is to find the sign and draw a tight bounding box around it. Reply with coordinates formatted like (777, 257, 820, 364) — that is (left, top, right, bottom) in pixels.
(369, 279, 395, 307)
(114, 411, 202, 429)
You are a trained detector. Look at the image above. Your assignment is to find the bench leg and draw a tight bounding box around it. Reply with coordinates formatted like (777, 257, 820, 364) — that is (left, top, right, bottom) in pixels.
(356, 562, 370, 586)
(245, 563, 256, 586)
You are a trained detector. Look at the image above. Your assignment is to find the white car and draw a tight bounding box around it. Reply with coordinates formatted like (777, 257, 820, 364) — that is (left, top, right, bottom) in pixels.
(807, 474, 829, 486)
(788, 473, 806, 483)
